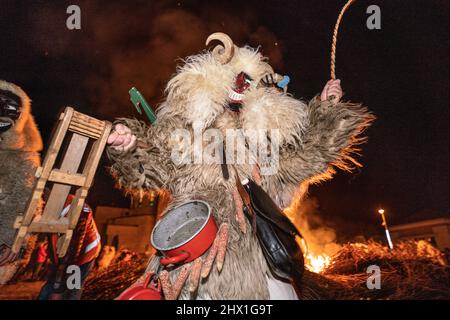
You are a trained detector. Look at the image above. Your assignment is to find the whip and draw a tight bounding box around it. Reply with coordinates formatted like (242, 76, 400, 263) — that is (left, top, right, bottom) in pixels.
(330, 0, 357, 80)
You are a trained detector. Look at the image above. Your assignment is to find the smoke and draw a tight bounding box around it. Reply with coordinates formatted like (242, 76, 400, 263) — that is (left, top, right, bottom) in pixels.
(286, 195, 342, 257)
(27, 1, 284, 118)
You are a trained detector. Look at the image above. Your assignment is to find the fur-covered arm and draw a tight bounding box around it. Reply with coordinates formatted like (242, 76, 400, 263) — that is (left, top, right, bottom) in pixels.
(240, 88, 374, 207)
(107, 118, 175, 192)
(275, 96, 375, 187)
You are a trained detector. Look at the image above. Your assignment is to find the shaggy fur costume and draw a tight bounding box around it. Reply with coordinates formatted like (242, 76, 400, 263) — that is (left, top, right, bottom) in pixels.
(0, 80, 42, 283)
(107, 46, 374, 299)
(0, 80, 42, 246)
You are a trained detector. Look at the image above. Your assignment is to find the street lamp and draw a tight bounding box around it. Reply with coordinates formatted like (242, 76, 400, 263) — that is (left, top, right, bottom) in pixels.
(378, 208, 394, 249)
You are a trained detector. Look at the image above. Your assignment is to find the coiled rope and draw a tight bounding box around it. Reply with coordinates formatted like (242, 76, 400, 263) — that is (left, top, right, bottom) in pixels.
(330, 0, 356, 80)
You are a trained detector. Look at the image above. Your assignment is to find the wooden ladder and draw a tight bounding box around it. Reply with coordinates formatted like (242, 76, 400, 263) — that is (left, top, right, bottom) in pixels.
(12, 107, 112, 257)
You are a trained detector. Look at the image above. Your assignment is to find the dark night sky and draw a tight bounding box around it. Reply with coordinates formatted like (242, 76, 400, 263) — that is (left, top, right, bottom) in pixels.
(1, 0, 448, 238)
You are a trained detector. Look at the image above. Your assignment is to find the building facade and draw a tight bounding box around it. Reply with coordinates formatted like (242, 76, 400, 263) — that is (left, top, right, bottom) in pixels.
(390, 218, 450, 250)
(94, 190, 171, 253)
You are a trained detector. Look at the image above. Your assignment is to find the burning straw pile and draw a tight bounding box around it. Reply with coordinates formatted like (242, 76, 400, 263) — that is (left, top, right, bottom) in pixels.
(82, 240, 449, 300)
(301, 240, 450, 300)
(82, 251, 149, 300)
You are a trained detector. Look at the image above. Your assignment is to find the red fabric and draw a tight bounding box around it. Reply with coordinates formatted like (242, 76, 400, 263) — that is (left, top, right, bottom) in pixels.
(53, 195, 101, 266)
(75, 210, 101, 266)
(36, 244, 48, 263)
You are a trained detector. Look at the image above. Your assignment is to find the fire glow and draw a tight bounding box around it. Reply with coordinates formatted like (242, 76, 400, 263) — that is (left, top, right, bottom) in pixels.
(305, 253, 331, 273)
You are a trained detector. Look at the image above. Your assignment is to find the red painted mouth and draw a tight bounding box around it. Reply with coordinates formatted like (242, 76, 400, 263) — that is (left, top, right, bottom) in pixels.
(225, 72, 253, 112)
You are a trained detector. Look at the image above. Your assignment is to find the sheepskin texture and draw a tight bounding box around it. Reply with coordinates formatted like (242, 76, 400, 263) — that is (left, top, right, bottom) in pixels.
(107, 46, 375, 299)
(0, 80, 42, 284)
(0, 80, 43, 247)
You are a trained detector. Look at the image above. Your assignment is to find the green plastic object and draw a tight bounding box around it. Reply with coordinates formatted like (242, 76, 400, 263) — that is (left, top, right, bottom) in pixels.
(129, 87, 157, 124)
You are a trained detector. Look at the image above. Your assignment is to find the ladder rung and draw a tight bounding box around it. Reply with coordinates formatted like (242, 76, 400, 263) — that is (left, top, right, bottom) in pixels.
(72, 111, 105, 130)
(70, 118, 105, 133)
(69, 123, 102, 139)
(28, 220, 69, 233)
(49, 170, 86, 186)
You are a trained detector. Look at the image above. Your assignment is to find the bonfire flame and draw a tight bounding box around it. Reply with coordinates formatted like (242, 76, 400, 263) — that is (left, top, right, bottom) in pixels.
(305, 253, 332, 273)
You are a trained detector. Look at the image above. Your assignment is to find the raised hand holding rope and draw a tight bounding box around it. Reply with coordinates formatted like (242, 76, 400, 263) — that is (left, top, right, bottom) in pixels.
(324, 0, 356, 103)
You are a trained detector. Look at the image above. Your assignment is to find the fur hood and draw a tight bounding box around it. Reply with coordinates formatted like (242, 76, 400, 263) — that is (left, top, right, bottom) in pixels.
(158, 46, 277, 130)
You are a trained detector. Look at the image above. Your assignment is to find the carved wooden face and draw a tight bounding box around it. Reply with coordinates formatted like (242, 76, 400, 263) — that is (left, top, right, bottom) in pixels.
(0, 89, 22, 133)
